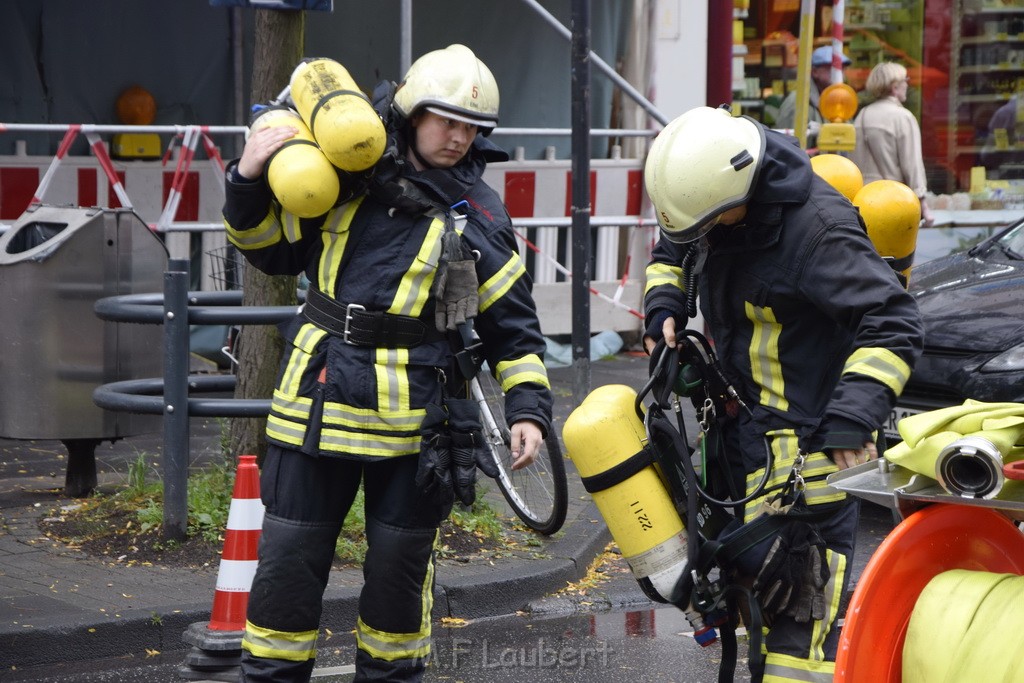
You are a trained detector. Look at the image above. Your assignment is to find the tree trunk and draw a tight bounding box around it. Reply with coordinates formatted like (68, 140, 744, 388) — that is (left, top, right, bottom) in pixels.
(229, 10, 304, 465)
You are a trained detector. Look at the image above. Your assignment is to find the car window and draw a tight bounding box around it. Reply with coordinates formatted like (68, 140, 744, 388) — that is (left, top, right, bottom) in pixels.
(1002, 223, 1024, 259)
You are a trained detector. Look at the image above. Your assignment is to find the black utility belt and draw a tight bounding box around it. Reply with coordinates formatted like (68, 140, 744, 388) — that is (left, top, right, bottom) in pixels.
(302, 287, 444, 348)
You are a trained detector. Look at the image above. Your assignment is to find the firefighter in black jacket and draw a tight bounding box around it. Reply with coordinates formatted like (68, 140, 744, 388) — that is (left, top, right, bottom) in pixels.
(642, 107, 923, 682)
(224, 45, 552, 682)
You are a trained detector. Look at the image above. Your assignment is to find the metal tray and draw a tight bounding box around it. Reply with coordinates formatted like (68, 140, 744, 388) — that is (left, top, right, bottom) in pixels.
(827, 458, 1024, 521)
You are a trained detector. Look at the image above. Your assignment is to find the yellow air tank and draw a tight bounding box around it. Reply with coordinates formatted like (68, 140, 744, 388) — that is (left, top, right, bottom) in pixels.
(811, 153, 863, 202)
(853, 179, 921, 289)
(289, 58, 386, 172)
(249, 106, 340, 218)
(562, 384, 688, 600)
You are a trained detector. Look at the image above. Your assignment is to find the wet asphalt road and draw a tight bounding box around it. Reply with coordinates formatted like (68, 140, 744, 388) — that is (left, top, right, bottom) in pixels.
(5, 603, 747, 683)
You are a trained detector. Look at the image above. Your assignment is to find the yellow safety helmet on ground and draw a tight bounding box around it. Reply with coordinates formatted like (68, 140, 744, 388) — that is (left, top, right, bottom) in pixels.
(393, 44, 499, 133)
(644, 106, 765, 243)
(853, 179, 921, 288)
(811, 153, 863, 201)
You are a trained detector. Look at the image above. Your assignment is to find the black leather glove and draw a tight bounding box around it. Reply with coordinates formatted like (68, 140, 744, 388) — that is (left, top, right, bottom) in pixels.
(446, 397, 495, 505)
(415, 403, 455, 517)
(753, 521, 830, 624)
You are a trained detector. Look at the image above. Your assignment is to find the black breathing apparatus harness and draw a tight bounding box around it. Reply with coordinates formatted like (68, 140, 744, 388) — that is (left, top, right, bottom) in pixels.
(633, 246, 831, 681)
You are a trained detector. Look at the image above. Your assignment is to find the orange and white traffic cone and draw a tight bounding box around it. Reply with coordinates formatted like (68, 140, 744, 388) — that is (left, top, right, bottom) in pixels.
(209, 453, 264, 630)
(179, 454, 264, 681)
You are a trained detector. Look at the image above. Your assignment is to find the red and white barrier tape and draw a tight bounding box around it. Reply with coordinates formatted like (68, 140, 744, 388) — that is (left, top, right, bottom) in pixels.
(513, 226, 645, 320)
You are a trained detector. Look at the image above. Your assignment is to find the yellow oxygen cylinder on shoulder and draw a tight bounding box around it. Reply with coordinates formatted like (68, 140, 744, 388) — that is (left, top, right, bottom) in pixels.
(562, 384, 689, 600)
(249, 106, 340, 218)
(289, 58, 386, 172)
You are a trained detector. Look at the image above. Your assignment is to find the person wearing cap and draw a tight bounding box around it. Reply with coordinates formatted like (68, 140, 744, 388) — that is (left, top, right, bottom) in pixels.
(850, 62, 935, 227)
(775, 45, 852, 147)
(224, 44, 552, 682)
(642, 106, 923, 682)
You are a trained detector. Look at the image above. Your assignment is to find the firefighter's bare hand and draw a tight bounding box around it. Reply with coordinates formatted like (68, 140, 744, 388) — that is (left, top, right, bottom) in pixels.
(510, 420, 543, 470)
(643, 316, 678, 354)
(833, 442, 878, 470)
(238, 125, 298, 179)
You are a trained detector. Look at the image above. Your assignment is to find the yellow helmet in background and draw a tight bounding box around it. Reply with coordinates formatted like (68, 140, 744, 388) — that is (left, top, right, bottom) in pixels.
(644, 106, 765, 243)
(811, 153, 864, 201)
(853, 179, 921, 288)
(393, 44, 500, 133)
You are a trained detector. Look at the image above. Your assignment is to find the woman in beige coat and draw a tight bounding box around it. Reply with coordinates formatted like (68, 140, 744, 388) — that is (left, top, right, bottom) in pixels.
(851, 62, 935, 226)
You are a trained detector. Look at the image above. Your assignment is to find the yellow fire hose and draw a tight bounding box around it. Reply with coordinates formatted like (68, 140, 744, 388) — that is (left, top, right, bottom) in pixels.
(885, 399, 1024, 497)
(904, 569, 1024, 682)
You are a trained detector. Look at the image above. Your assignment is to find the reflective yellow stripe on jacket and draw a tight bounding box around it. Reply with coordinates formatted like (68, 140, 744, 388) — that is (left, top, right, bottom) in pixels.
(843, 347, 911, 395)
(495, 354, 550, 393)
(226, 211, 284, 250)
(479, 252, 526, 313)
(746, 303, 788, 411)
(644, 262, 684, 296)
(743, 429, 845, 523)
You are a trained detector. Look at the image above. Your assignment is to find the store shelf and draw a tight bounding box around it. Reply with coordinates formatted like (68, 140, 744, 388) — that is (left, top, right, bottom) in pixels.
(955, 143, 1024, 154)
(959, 64, 1024, 73)
(952, 0, 1024, 189)
(963, 7, 1024, 15)
(961, 34, 1024, 43)
(958, 93, 1019, 103)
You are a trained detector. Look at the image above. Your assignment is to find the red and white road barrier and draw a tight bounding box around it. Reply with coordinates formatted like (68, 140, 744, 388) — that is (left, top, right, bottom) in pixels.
(208, 454, 264, 632)
(30, 125, 80, 205)
(1, 122, 655, 333)
(85, 131, 133, 209)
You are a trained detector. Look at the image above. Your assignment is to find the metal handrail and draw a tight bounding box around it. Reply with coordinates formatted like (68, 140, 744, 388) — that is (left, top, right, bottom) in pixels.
(92, 261, 301, 540)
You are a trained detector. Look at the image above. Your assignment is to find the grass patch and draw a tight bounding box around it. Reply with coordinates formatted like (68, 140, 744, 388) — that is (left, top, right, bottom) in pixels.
(43, 453, 512, 568)
(335, 487, 508, 565)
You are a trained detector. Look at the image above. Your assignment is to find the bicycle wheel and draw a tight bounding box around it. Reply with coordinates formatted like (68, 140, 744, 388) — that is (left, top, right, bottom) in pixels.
(471, 371, 567, 535)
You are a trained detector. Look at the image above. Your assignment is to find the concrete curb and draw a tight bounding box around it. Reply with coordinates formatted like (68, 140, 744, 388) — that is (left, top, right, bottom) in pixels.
(437, 502, 612, 619)
(1, 602, 210, 670)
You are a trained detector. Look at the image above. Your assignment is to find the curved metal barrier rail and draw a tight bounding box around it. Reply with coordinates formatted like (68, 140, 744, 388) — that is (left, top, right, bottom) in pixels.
(93, 259, 301, 540)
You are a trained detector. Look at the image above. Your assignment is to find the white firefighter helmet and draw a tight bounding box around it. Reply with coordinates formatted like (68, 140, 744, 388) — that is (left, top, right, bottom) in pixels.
(644, 107, 765, 243)
(393, 44, 499, 133)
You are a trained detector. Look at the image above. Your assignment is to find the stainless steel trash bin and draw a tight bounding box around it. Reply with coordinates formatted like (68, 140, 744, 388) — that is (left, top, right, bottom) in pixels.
(0, 204, 166, 442)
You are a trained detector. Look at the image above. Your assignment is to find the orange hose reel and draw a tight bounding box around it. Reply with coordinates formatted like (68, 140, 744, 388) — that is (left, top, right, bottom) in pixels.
(835, 504, 1024, 682)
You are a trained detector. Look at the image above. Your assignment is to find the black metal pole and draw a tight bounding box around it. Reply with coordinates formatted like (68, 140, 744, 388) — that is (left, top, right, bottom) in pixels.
(570, 0, 592, 407)
(162, 259, 190, 542)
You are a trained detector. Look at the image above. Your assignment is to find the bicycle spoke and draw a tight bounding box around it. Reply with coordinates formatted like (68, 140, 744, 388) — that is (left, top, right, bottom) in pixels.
(472, 372, 567, 535)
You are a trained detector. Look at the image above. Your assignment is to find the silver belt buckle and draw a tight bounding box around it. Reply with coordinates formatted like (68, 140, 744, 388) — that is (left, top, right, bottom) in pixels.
(343, 303, 366, 345)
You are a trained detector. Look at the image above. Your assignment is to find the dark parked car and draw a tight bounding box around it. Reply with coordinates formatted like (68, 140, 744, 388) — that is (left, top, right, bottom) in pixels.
(885, 218, 1024, 443)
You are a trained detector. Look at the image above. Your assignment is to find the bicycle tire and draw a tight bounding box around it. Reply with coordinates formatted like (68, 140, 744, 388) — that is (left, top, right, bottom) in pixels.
(471, 371, 568, 535)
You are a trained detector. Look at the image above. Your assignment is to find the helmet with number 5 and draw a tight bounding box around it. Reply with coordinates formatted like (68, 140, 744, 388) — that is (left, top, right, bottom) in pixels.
(644, 106, 766, 243)
(393, 44, 500, 134)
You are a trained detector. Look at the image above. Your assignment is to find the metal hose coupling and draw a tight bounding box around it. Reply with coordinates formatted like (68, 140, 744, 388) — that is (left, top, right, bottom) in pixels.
(935, 436, 1005, 499)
